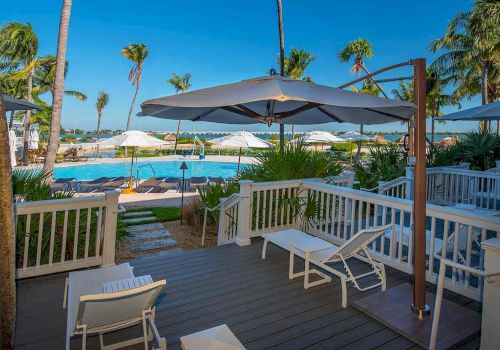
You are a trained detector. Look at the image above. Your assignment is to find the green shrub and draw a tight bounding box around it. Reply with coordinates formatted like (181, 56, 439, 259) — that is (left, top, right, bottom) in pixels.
(12, 169, 74, 202)
(238, 142, 343, 181)
(353, 143, 407, 190)
(331, 142, 357, 152)
(451, 129, 500, 170)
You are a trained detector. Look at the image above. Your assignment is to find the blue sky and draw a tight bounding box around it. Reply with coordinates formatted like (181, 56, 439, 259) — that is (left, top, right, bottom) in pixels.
(2, 0, 481, 133)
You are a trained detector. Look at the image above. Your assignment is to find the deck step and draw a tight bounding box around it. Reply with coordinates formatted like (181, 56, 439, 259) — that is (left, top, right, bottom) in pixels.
(131, 238, 177, 252)
(126, 223, 165, 232)
(122, 210, 154, 217)
(128, 230, 172, 241)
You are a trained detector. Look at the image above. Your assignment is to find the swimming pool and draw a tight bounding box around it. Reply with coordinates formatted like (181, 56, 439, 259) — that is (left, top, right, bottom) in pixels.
(53, 160, 240, 180)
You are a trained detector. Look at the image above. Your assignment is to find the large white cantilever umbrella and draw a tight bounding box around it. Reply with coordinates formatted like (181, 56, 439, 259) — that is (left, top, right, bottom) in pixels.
(208, 131, 274, 171)
(293, 130, 345, 151)
(139, 75, 415, 129)
(97, 130, 171, 193)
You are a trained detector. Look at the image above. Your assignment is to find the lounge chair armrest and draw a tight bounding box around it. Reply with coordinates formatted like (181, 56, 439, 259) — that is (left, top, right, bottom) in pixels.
(291, 244, 333, 254)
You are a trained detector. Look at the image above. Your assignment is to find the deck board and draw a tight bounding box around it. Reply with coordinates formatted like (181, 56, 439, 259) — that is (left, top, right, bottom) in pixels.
(15, 239, 480, 350)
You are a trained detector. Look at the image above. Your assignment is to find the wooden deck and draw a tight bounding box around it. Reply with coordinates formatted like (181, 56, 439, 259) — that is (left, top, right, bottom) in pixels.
(15, 239, 481, 350)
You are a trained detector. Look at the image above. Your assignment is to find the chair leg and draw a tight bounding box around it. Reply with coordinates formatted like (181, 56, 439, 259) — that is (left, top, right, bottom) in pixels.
(63, 278, 69, 308)
(341, 276, 348, 308)
(261, 239, 268, 259)
(142, 314, 149, 350)
(81, 326, 87, 350)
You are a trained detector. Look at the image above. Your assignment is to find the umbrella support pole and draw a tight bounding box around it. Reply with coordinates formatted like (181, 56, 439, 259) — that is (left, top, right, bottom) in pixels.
(122, 147, 137, 194)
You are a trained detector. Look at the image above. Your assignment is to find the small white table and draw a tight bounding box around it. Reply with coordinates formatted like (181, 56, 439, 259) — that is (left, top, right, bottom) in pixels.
(180, 324, 245, 350)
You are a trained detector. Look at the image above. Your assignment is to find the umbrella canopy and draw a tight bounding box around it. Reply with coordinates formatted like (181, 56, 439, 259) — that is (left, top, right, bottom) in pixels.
(140, 75, 415, 125)
(339, 131, 372, 141)
(9, 130, 17, 167)
(28, 129, 39, 150)
(436, 101, 500, 121)
(295, 130, 345, 144)
(1, 94, 41, 111)
(208, 131, 274, 149)
(97, 130, 171, 147)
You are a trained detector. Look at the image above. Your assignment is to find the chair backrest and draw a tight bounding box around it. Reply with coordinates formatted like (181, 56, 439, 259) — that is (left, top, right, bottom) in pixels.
(324, 224, 393, 262)
(76, 280, 166, 331)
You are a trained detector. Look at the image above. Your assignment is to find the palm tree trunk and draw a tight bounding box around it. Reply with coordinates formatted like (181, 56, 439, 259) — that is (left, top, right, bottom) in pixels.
(44, 0, 72, 178)
(126, 81, 140, 131)
(481, 63, 489, 131)
(0, 92, 16, 349)
(96, 113, 101, 157)
(22, 70, 33, 165)
(174, 120, 181, 155)
(357, 124, 363, 156)
(277, 0, 285, 150)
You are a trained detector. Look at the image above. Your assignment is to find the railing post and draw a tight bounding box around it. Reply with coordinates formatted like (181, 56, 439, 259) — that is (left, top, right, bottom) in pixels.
(236, 180, 253, 246)
(405, 166, 414, 199)
(217, 197, 228, 245)
(480, 238, 500, 350)
(102, 190, 120, 265)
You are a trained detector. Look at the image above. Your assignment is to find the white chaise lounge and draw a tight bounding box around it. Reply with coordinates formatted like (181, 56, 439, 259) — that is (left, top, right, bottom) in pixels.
(262, 225, 392, 308)
(64, 263, 167, 350)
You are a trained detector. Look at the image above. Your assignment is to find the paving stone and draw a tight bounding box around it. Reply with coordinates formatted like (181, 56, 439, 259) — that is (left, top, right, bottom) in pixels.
(130, 239, 177, 252)
(127, 230, 171, 241)
(126, 223, 165, 232)
(121, 216, 156, 224)
(122, 210, 154, 218)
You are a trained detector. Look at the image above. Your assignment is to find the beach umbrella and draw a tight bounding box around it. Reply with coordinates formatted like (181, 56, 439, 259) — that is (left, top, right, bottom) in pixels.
(436, 101, 500, 121)
(8, 130, 17, 167)
(140, 75, 415, 128)
(28, 129, 39, 150)
(340, 131, 372, 164)
(208, 131, 273, 171)
(97, 130, 172, 193)
(296, 130, 345, 143)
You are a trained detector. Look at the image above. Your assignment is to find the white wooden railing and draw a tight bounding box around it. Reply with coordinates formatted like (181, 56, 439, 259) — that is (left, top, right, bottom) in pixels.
(426, 167, 500, 210)
(217, 193, 241, 245)
(15, 190, 120, 279)
(224, 178, 500, 301)
(363, 176, 409, 199)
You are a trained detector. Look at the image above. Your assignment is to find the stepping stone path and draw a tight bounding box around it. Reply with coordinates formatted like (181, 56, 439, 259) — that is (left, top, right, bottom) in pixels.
(122, 210, 154, 218)
(125, 221, 177, 253)
(122, 216, 156, 224)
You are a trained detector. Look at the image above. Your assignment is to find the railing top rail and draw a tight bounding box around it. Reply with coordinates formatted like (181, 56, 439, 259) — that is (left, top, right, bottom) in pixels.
(361, 176, 408, 192)
(16, 194, 107, 214)
(218, 193, 241, 209)
(427, 167, 500, 178)
(302, 179, 500, 228)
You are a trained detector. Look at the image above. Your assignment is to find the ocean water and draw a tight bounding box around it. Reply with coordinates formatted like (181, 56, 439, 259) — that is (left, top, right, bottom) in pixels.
(53, 160, 240, 181)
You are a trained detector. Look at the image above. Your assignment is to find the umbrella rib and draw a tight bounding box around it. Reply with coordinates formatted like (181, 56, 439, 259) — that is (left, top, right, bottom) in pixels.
(235, 104, 261, 118)
(316, 106, 343, 123)
(276, 102, 321, 119)
(192, 108, 219, 122)
(362, 107, 410, 122)
(220, 105, 258, 119)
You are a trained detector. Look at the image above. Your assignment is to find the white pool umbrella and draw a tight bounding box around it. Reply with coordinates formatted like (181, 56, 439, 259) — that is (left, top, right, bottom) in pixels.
(340, 131, 371, 164)
(97, 130, 171, 193)
(339, 130, 372, 141)
(9, 130, 17, 167)
(208, 131, 273, 171)
(297, 130, 345, 144)
(28, 129, 39, 150)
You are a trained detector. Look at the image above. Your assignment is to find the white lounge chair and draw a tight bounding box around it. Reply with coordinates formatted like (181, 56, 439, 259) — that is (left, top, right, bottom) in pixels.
(262, 225, 391, 308)
(64, 263, 166, 350)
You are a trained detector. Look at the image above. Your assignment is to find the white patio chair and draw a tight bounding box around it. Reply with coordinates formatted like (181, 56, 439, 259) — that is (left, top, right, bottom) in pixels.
(64, 263, 167, 350)
(262, 224, 391, 308)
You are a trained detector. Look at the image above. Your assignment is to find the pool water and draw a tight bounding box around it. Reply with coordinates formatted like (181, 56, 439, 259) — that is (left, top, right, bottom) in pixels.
(53, 160, 240, 180)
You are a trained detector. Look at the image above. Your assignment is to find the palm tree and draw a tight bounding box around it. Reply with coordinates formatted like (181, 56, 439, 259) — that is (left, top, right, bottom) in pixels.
(281, 48, 315, 138)
(0, 22, 39, 164)
(121, 43, 149, 131)
(430, 0, 500, 129)
(338, 38, 388, 98)
(95, 91, 109, 157)
(167, 73, 191, 154)
(283, 48, 315, 80)
(44, 0, 73, 176)
(0, 90, 16, 349)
